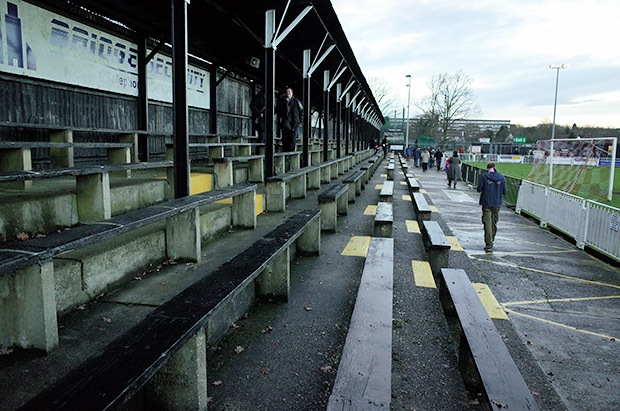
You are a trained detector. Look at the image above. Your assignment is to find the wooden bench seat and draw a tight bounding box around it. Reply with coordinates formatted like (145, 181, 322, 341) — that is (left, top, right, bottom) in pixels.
(387, 163, 395, 180)
(440, 268, 541, 411)
(21, 210, 321, 411)
(421, 220, 451, 278)
(0, 161, 174, 222)
(317, 184, 349, 232)
(406, 174, 420, 193)
(328, 237, 393, 410)
(212, 155, 264, 186)
(379, 180, 394, 202)
(265, 166, 320, 212)
(0, 184, 257, 352)
(412, 192, 432, 221)
(373, 202, 393, 238)
(342, 170, 365, 203)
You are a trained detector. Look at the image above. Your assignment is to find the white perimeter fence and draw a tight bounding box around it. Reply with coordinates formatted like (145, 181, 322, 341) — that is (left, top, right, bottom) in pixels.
(516, 180, 620, 260)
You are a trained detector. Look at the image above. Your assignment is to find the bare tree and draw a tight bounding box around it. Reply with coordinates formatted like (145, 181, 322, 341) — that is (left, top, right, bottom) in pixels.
(419, 71, 480, 142)
(368, 77, 398, 116)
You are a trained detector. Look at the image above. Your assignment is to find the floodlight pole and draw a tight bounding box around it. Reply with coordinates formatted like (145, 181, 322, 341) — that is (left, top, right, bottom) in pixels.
(405, 74, 411, 149)
(549, 64, 566, 185)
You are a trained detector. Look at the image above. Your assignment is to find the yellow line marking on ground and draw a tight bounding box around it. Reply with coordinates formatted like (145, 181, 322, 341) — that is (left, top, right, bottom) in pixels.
(405, 220, 420, 233)
(420, 189, 428, 194)
(375, 184, 383, 189)
(402, 194, 411, 201)
(342, 236, 371, 257)
(430, 205, 438, 212)
(446, 236, 464, 251)
(364, 205, 377, 215)
(472, 283, 509, 320)
(470, 257, 620, 291)
(504, 308, 619, 341)
(400, 181, 408, 186)
(503, 295, 620, 307)
(469, 250, 578, 256)
(380, 174, 387, 177)
(411, 260, 436, 288)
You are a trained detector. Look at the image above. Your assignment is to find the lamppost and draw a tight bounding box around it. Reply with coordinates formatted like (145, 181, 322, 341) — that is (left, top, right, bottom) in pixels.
(549, 64, 567, 185)
(405, 74, 411, 149)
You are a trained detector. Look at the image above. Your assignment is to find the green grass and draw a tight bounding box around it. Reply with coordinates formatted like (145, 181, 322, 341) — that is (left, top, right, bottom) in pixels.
(466, 161, 620, 209)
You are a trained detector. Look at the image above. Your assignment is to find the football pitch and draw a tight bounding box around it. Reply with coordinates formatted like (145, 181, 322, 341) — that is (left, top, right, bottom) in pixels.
(465, 162, 620, 208)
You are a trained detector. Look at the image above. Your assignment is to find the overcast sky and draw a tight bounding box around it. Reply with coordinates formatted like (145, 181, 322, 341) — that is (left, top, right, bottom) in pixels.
(331, 0, 620, 128)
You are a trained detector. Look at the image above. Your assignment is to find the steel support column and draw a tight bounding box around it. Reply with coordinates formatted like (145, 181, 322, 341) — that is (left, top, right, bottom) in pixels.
(336, 83, 341, 158)
(302, 49, 311, 167)
(323, 70, 330, 162)
(171, 0, 190, 198)
(210, 65, 217, 134)
(138, 36, 149, 162)
(264, 10, 276, 178)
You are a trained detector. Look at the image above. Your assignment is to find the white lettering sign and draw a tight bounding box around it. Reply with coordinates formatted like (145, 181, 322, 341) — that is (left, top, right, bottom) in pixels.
(0, 0, 209, 108)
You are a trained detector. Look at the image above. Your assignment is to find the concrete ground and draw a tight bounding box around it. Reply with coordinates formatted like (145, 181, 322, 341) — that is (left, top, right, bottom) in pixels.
(407, 159, 620, 411)
(2, 153, 615, 410)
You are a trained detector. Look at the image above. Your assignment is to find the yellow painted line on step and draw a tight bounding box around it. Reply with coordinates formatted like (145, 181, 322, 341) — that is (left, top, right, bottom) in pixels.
(405, 220, 420, 233)
(400, 181, 408, 186)
(420, 189, 428, 194)
(503, 295, 620, 307)
(402, 194, 411, 201)
(190, 173, 213, 195)
(430, 206, 438, 212)
(364, 205, 377, 215)
(380, 174, 387, 177)
(215, 194, 264, 216)
(504, 308, 619, 341)
(470, 257, 620, 291)
(342, 236, 371, 257)
(472, 283, 509, 320)
(375, 184, 383, 190)
(446, 236, 464, 251)
(412, 260, 436, 288)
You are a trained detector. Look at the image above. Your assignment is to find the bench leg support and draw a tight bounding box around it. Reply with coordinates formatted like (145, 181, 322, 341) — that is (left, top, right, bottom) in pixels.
(0, 261, 58, 351)
(319, 202, 337, 232)
(145, 328, 208, 411)
(257, 248, 290, 302)
(166, 209, 201, 263)
(266, 181, 286, 212)
(76, 172, 112, 222)
(297, 216, 321, 255)
(214, 161, 233, 188)
(232, 191, 257, 229)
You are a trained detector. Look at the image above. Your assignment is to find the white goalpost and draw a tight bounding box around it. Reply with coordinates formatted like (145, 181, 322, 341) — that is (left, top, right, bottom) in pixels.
(527, 137, 617, 201)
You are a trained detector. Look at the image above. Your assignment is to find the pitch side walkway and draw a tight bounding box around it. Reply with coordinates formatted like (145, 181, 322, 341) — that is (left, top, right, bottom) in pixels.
(408, 160, 620, 411)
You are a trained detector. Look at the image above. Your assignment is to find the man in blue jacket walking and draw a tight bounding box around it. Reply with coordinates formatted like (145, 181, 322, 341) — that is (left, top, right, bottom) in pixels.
(477, 162, 507, 252)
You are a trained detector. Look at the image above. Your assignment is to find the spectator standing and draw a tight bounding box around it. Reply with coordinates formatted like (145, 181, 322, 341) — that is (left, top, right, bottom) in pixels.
(249, 90, 266, 144)
(476, 162, 507, 252)
(382, 136, 388, 158)
(446, 151, 461, 189)
(421, 149, 430, 172)
(405, 145, 413, 159)
(413, 146, 421, 167)
(276, 87, 304, 152)
(434, 149, 443, 171)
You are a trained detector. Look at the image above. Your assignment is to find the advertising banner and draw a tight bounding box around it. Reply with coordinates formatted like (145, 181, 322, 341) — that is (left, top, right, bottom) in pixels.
(0, 0, 209, 108)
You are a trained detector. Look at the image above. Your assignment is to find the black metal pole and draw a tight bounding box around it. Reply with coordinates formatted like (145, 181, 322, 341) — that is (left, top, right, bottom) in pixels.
(264, 48, 275, 177)
(172, 0, 190, 198)
(303, 76, 311, 167)
(336, 99, 341, 158)
(323, 88, 329, 162)
(210, 65, 217, 134)
(137, 36, 149, 162)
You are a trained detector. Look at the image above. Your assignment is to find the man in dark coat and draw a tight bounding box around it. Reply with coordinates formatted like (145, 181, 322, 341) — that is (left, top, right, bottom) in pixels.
(476, 162, 507, 252)
(249, 90, 265, 144)
(277, 87, 304, 152)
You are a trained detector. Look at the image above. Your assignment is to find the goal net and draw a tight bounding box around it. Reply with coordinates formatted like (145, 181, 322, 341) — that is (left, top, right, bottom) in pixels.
(525, 137, 617, 200)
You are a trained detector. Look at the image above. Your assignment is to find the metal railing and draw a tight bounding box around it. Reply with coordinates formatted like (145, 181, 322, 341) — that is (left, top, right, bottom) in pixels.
(516, 180, 620, 260)
(464, 163, 620, 261)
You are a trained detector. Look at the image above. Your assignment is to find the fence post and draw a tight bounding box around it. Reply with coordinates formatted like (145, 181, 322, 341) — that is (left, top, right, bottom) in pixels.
(540, 187, 549, 228)
(578, 200, 590, 249)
